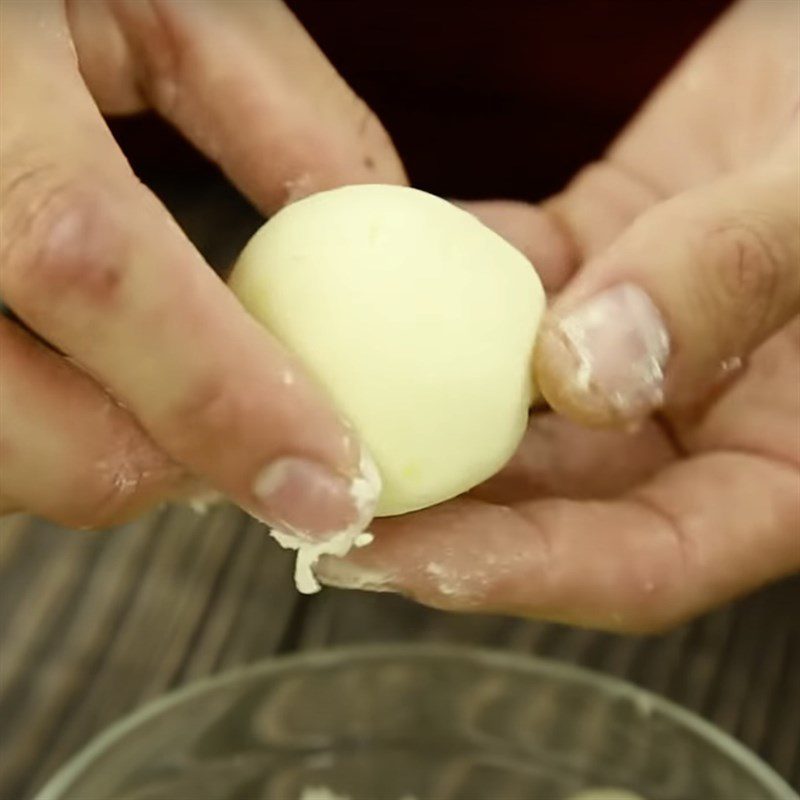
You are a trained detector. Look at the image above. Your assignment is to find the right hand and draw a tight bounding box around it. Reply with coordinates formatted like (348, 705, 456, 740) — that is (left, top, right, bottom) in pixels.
(0, 0, 404, 530)
(316, 0, 800, 631)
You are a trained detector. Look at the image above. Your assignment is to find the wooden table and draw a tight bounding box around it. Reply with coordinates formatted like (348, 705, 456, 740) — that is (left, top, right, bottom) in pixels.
(1, 172, 798, 800)
(2, 505, 799, 799)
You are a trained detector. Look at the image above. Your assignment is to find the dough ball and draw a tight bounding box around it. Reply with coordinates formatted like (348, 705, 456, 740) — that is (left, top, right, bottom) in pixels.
(229, 185, 545, 516)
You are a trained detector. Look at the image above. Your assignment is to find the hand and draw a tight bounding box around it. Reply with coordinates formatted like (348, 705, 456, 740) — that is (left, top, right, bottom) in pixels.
(317, 0, 800, 631)
(0, 0, 404, 529)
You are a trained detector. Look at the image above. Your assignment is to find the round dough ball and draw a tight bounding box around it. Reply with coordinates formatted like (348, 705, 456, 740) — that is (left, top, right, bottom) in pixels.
(229, 185, 545, 516)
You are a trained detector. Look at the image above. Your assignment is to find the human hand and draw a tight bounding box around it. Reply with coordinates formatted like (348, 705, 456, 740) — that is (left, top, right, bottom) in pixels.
(0, 0, 404, 529)
(316, 0, 800, 631)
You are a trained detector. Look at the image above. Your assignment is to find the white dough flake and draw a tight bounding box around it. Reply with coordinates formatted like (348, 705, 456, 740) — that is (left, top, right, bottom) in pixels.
(270, 449, 381, 594)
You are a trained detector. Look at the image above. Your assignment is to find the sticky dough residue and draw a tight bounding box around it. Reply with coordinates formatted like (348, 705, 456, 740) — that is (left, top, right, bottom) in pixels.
(269, 449, 381, 594)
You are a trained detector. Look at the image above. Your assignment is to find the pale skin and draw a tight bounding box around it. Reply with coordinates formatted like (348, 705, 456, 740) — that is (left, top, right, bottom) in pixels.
(319, 0, 800, 631)
(1, 1, 797, 632)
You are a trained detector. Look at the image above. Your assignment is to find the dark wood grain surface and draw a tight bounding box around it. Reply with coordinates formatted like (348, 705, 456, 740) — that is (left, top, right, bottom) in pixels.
(1, 505, 799, 800)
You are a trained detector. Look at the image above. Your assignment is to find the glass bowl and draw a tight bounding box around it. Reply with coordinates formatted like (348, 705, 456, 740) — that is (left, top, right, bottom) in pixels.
(36, 644, 796, 800)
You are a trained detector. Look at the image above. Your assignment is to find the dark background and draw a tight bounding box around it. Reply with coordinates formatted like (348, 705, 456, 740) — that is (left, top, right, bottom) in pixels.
(114, 0, 731, 201)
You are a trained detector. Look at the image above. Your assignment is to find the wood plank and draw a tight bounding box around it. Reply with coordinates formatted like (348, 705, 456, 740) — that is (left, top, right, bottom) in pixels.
(3, 513, 799, 800)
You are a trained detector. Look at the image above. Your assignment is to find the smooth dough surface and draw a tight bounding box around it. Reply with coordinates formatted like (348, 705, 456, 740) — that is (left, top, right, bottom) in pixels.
(229, 185, 545, 516)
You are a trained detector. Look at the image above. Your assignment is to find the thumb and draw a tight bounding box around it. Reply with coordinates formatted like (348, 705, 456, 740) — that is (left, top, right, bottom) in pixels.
(535, 164, 800, 426)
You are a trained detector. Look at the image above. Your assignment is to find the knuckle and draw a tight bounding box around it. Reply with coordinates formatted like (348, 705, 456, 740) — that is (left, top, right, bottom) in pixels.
(701, 218, 786, 338)
(351, 96, 404, 178)
(126, 0, 186, 117)
(621, 492, 700, 632)
(1, 169, 127, 318)
(157, 375, 251, 459)
(68, 470, 143, 530)
(64, 422, 172, 530)
(353, 96, 380, 141)
(565, 160, 611, 192)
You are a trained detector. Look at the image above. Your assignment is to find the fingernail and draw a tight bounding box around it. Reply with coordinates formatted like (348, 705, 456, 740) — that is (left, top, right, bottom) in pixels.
(252, 451, 380, 542)
(544, 283, 670, 422)
(314, 555, 399, 594)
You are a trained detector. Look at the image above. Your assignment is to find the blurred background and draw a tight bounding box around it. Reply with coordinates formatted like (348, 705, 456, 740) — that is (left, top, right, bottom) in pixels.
(1, 1, 798, 798)
(113, 0, 733, 200)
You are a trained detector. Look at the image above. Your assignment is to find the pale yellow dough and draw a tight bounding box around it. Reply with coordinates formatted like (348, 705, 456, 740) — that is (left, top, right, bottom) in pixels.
(229, 184, 545, 517)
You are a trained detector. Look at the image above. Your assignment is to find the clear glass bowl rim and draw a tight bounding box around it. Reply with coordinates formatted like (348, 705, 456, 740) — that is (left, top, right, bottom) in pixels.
(35, 642, 798, 800)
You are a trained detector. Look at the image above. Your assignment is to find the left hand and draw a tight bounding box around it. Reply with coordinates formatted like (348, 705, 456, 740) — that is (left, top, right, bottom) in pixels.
(0, 0, 403, 529)
(316, 0, 800, 631)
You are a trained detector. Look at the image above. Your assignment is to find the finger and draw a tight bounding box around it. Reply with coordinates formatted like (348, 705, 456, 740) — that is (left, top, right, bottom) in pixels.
(469, 413, 675, 504)
(67, 0, 406, 213)
(0, 501, 22, 517)
(536, 162, 800, 427)
(0, 3, 377, 538)
(461, 148, 669, 291)
(545, 159, 665, 264)
(316, 452, 800, 632)
(457, 200, 578, 292)
(0, 319, 185, 527)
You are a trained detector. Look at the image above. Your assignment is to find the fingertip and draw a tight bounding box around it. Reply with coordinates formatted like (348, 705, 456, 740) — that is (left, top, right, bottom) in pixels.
(534, 317, 624, 428)
(250, 446, 381, 543)
(535, 283, 671, 428)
